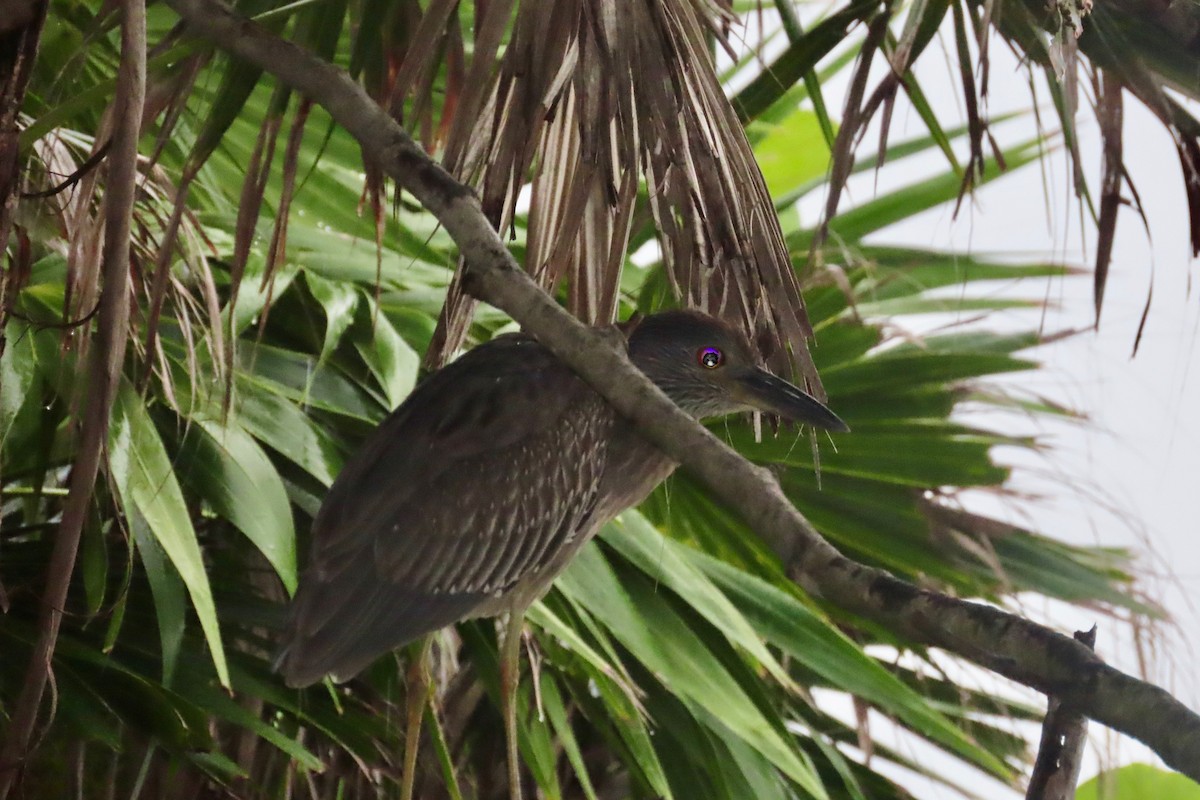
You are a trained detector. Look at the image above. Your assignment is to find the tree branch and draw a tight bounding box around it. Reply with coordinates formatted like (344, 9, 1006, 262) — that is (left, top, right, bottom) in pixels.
(160, 0, 1200, 780)
(1026, 627, 1096, 800)
(0, 1, 144, 795)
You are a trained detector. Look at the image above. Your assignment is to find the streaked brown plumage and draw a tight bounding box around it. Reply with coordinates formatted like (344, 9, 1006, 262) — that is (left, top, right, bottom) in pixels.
(275, 309, 846, 800)
(277, 309, 847, 687)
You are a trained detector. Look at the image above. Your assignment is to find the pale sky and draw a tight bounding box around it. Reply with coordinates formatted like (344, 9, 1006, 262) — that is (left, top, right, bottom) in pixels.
(862, 85, 1200, 796)
(749, 8, 1200, 795)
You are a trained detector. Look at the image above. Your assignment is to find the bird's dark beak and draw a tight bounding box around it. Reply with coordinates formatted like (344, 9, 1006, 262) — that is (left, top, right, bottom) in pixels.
(734, 369, 850, 432)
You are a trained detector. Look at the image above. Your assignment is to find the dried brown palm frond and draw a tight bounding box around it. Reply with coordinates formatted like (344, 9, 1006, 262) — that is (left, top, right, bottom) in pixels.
(983, 0, 1200, 326)
(13, 124, 225, 407)
(402, 0, 822, 393)
(788, 0, 1200, 332)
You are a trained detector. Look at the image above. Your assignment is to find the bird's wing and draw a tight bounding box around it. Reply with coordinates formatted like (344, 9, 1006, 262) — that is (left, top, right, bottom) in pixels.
(277, 334, 612, 686)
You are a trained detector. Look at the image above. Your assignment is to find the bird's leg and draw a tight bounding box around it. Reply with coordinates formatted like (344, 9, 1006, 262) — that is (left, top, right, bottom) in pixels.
(500, 611, 526, 800)
(401, 636, 432, 800)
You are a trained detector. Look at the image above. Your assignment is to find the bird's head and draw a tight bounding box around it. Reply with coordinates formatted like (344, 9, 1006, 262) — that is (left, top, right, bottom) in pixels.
(626, 310, 849, 432)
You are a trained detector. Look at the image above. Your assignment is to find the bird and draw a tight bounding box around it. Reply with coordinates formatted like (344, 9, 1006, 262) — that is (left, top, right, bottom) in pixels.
(275, 309, 848, 799)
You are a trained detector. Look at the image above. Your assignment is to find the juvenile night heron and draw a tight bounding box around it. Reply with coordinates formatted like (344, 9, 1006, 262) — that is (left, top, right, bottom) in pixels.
(276, 310, 847, 798)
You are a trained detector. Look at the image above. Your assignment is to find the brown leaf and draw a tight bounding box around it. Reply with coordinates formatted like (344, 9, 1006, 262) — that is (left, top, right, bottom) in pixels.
(952, 0, 987, 212)
(1093, 69, 1123, 327)
(140, 177, 193, 389)
(1178, 134, 1200, 258)
(386, 0, 461, 120)
(257, 98, 312, 341)
(809, 12, 888, 266)
(230, 111, 281, 313)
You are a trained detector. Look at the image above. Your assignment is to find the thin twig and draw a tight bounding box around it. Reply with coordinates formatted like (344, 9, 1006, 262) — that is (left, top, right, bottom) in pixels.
(159, 0, 1200, 779)
(19, 140, 113, 199)
(0, 0, 145, 795)
(5, 298, 102, 330)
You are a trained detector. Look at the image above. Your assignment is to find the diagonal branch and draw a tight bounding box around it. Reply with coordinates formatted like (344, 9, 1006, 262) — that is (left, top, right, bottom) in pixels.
(161, 0, 1200, 780)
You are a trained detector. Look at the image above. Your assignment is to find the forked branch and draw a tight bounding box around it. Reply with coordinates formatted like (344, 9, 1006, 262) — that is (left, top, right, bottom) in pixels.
(161, 0, 1200, 780)
(1026, 627, 1096, 800)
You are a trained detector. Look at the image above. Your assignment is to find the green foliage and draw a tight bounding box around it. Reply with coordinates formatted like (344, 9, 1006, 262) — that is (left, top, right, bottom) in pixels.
(0, 1, 1166, 799)
(1077, 764, 1200, 800)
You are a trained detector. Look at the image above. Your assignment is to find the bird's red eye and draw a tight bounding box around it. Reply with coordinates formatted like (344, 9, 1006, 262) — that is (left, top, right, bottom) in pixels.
(698, 347, 723, 369)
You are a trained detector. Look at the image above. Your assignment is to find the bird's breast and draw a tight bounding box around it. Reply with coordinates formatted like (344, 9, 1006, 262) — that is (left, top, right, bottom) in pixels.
(592, 419, 679, 522)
